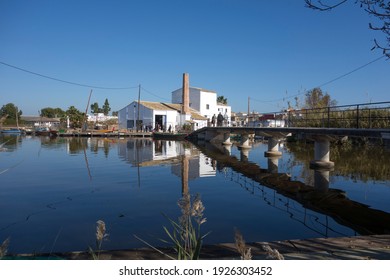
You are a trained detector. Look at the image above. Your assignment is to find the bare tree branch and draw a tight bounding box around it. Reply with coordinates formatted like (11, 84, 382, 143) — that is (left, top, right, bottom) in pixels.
(304, 0, 348, 11)
(305, 0, 390, 58)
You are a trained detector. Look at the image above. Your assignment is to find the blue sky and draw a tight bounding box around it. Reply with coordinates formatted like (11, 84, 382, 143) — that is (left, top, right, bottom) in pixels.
(1, 0, 389, 115)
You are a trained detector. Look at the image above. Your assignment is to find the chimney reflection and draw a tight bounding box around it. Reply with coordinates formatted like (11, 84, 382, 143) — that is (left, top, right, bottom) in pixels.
(181, 154, 189, 195)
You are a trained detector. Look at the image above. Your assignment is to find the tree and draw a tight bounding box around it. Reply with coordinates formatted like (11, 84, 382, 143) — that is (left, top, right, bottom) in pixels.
(304, 0, 390, 57)
(91, 102, 100, 114)
(66, 106, 84, 128)
(0, 103, 22, 121)
(102, 98, 111, 115)
(217, 95, 228, 105)
(112, 111, 118, 117)
(304, 87, 337, 109)
(40, 107, 65, 118)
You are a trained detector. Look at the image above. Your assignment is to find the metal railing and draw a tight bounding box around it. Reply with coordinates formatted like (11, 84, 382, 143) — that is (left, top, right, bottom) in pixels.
(260, 101, 390, 129)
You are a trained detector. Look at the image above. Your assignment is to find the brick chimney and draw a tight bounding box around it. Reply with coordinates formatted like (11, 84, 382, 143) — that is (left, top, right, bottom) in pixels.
(182, 73, 190, 115)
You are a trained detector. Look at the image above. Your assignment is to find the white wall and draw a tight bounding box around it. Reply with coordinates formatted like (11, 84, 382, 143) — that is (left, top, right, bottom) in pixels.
(216, 104, 232, 126)
(172, 87, 201, 112)
(118, 101, 154, 130)
(118, 105, 128, 129)
(200, 90, 217, 120)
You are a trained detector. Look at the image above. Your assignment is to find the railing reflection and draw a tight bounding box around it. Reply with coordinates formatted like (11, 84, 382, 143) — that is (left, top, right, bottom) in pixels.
(192, 141, 390, 235)
(227, 169, 352, 238)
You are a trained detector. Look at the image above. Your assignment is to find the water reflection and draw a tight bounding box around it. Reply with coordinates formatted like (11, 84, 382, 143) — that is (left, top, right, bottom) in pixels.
(285, 141, 390, 182)
(1, 135, 390, 255)
(0, 134, 22, 151)
(117, 139, 217, 179)
(193, 141, 390, 235)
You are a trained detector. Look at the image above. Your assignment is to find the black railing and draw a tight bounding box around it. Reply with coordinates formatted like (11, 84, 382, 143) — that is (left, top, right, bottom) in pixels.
(259, 101, 390, 129)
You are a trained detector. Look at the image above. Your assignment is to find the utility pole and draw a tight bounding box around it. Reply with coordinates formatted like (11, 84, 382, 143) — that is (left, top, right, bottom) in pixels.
(247, 96, 250, 126)
(137, 84, 141, 132)
(82, 89, 93, 132)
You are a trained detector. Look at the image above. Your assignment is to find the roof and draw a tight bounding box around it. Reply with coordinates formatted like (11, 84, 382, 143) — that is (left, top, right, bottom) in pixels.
(21, 116, 61, 122)
(172, 86, 217, 94)
(138, 101, 208, 121)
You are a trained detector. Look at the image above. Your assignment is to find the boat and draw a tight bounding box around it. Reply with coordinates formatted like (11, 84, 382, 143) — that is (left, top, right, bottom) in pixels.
(152, 131, 189, 140)
(1, 128, 22, 134)
(35, 127, 58, 137)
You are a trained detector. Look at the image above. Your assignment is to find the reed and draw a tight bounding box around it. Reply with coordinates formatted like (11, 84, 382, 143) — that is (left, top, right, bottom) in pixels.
(262, 244, 284, 260)
(161, 193, 210, 260)
(89, 220, 109, 260)
(234, 229, 252, 260)
(0, 238, 10, 259)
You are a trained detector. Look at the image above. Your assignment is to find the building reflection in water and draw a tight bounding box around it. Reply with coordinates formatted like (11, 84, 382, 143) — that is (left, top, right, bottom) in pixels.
(117, 139, 216, 184)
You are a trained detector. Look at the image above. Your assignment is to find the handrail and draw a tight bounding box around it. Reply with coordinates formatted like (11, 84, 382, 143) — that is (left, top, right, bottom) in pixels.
(256, 101, 390, 129)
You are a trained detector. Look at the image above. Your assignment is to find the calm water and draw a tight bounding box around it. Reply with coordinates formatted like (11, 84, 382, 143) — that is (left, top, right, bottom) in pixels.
(1, 134, 390, 254)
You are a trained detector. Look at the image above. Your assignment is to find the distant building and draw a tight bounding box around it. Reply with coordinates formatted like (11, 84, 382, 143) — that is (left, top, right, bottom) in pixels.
(232, 112, 248, 126)
(21, 116, 61, 128)
(87, 113, 118, 123)
(248, 113, 286, 127)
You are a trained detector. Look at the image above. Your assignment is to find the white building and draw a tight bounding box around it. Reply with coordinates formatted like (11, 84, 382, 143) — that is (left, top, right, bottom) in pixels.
(118, 101, 208, 131)
(118, 73, 231, 131)
(87, 113, 118, 123)
(171, 87, 231, 125)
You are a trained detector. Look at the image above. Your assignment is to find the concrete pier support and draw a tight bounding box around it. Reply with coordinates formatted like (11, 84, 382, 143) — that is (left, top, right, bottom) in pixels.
(222, 144, 232, 156)
(314, 170, 330, 192)
(240, 148, 249, 162)
(239, 133, 251, 149)
(222, 132, 232, 146)
(310, 136, 334, 170)
(267, 156, 280, 173)
(264, 138, 282, 157)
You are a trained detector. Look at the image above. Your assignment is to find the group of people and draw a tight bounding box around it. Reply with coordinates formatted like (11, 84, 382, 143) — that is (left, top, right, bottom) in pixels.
(211, 112, 227, 127)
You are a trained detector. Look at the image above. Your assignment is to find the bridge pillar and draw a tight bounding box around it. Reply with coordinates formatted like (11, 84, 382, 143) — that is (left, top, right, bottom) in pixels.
(223, 144, 231, 156)
(314, 170, 330, 192)
(264, 138, 282, 157)
(222, 132, 232, 146)
(239, 133, 251, 149)
(240, 148, 249, 162)
(267, 156, 280, 173)
(310, 136, 334, 170)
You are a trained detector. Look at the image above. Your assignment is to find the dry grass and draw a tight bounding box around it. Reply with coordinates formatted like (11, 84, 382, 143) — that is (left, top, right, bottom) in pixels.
(0, 238, 10, 259)
(161, 193, 209, 260)
(262, 244, 285, 260)
(234, 229, 252, 260)
(89, 220, 109, 260)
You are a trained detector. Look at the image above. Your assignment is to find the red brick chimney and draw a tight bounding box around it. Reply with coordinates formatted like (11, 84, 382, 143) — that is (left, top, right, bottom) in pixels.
(182, 73, 190, 114)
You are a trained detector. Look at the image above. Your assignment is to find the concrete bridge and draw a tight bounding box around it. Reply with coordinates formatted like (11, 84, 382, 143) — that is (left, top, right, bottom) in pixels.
(189, 126, 390, 170)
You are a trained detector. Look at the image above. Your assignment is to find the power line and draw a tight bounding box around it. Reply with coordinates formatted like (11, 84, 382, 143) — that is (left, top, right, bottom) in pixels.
(251, 55, 387, 103)
(141, 86, 171, 102)
(0, 61, 139, 90)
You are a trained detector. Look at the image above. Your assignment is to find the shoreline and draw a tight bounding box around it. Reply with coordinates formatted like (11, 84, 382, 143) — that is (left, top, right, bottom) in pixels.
(5, 234, 390, 260)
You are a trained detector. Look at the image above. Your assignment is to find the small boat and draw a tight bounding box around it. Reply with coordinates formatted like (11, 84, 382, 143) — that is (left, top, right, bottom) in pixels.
(1, 128, 22, 134)
(35, 127, 58, 137)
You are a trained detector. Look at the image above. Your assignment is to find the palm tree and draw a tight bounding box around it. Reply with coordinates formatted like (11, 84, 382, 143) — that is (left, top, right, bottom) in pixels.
(217, 96, 227, 105)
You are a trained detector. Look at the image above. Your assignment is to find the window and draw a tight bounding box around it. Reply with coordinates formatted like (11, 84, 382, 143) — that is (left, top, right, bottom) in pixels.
(206, 104, 210, 110)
